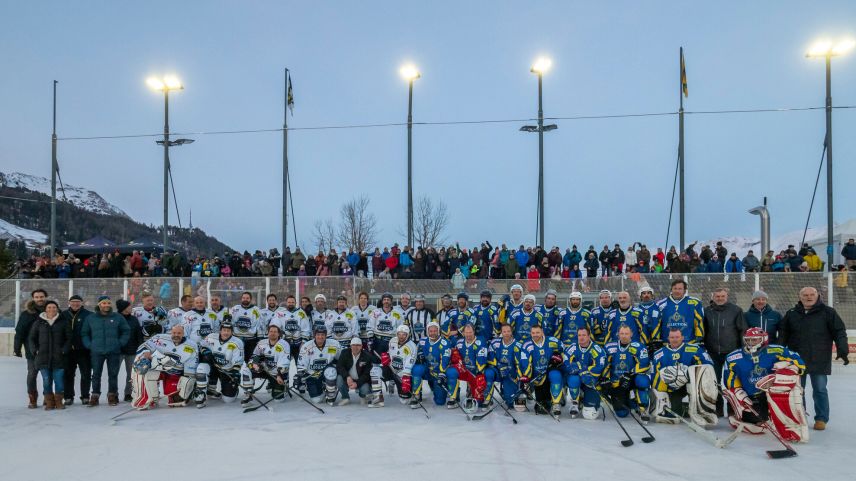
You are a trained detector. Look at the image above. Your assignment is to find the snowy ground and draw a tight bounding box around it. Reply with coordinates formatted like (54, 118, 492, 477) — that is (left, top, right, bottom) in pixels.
(0, 357, 851, 481)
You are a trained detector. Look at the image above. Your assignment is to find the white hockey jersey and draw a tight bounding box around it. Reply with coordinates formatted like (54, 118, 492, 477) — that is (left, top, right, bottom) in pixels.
(270, 308, 311, 343)
(250, 338, 291, 377)
(135, 333, 199, 376)
(326, 308, 358, 349)
(387, 337, 417, 377)
(167, 307, 189, 330)
(351, 305, 376, 340)
(311, 309, 334, 333)
(180, 309, 220, 345)
(229, 304, 264, 339)
(259, 306, 285, 328)
(369, 307, 404, 341)
(132, 305, 166, 337)
(297, 338, 340, 378)
(201, 333, 245, 371)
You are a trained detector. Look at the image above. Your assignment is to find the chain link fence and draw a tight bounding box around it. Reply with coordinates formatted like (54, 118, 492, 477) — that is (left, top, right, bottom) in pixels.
(2, 273, 854, 330)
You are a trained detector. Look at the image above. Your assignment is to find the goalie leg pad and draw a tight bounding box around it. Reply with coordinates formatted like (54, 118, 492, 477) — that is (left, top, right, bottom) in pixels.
(166, 376, 196, 406)
(767, 379, 809, 443)
(131, 370, 160, 409)
(687, 364, 718, 427)
(652, 390, 680, 424)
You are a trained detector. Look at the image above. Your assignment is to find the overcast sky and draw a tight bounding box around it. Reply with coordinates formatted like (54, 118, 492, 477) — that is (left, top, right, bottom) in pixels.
(2, 1, 855, 253)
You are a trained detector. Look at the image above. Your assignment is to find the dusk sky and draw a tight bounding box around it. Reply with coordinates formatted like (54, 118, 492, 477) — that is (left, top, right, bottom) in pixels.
(2, 1, 855, 253)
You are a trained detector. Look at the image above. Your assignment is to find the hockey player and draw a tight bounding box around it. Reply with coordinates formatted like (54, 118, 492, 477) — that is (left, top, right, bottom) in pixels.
(560, 292, 591, 346)
(294, 326, 340, 405)
(132, 324, 199, 409)
(651, 327, 716, 426)
(485, 323, 527, 408)
(498, 284, 525, 324)
(411, 321, 453, 407)
(446, 324, 489, 410)
(352, 292, 376, 348)
(230, 292, 264, 362)
(636, 286, 660, 346)
(327, 295, 358, 350)
(259, 293, 284, 328)
(393, 293, 414, 319)
(166, 295, 192, 330)
(470, 290, 499, 341)
(405, 294, 434, 343)
(519, 324, 564, 416)
(270, 295, 310, 360)
(181, 296, 220, 345)
(435, 294, 454, 339)
(604, 291, 646, 344)
(310, 294, 334, 333)
(368, 293, 403, 354)
(603, 325, 651, 419)
(444, 293, 473, 343)
(370, 325, 417, 407)
(209, 294, 228, 323)
(132, 292, 168, 339)
(508, 294, 542, 343)
(240, 324, 290, 404)
(564, 326, 607, 419)
(652, 279, 704, 345)
(723, 328, 808, 441)
(590, 290, 614, 345)
(539, 289, 563, 339)
(196, 320, 245, 405)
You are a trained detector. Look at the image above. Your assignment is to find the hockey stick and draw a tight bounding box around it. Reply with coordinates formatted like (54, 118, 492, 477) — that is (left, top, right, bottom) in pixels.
(597, 392, 634, 447)
(472, 386, 518, 424)
(664, 407, 741, 449)
(741, 404, 798, 459)
(383, 365, 430, 419)
(438, 382, 474, 418)
(288, 387, 326, 414)
(111, 389, 180, 425)
(242, 393, 275, 413)
(627, 411, 656, 443)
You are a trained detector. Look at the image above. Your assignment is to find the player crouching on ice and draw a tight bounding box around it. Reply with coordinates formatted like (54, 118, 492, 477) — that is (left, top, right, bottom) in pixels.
(294, 326, 340, 405)
(563, 326, 607, 419)
(519, 324, 565, 416)
(370, 324, 417, 407)
(132, 325, 200, 409)
(651, 328, 718, 426)
(411, 321, 453, 407)
(602, 325, 652, 421)
(446, 324, 490, 411)
(195, 320, 245, 406)
(723, 327, 808, 442)
(240, 324, 291, 405)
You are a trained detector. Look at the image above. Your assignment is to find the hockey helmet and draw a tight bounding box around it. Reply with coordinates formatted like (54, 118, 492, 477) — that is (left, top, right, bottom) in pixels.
(743, 327, 768, 354)
(396, 324, 411, 336)
(313, 325, 328, 336)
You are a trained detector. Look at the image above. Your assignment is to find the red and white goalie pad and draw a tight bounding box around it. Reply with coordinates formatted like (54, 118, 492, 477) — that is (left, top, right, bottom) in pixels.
(132, 371, 196, 409)
(756, 363, 809, 443)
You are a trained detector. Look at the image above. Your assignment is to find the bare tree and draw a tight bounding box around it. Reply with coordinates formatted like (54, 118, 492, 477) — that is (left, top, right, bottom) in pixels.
(312, 218, 336, 253)
(413, 195, 449, 248)
(336, 195, 378, 252)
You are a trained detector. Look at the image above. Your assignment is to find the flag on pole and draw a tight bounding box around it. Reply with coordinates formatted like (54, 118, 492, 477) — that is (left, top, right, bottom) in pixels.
(680, 47, 688, 98)
(287, 72, 295, 115)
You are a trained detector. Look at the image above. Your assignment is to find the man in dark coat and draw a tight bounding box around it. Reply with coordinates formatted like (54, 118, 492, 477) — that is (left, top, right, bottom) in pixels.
(117, 299, 144, 402)
(336, 337, 380, 405)
(13, 288, 48, 408)
(61, 295, 93, 406)
(703, 288, 747, 415)
(82, 296, 130, 407)
(779, 287, 849, 431)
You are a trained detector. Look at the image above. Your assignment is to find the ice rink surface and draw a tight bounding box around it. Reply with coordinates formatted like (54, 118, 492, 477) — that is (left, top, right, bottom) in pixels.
(0, 357, 851, 481)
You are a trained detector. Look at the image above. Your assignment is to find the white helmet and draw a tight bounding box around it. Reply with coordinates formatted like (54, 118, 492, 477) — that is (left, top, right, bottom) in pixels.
(396, 324, 411, 335)
(510, 284, 523, 293)
(569, 291, 583, 300)
(314, 294, 326, 302)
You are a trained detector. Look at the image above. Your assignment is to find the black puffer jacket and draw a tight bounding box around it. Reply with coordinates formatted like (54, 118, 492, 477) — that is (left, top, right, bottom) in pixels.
(14, 300, 43, 359)
(703, 302, 748, 355)
(61, 307, 92, 352)
(28, 313, 71, 370)
(121, 314, 144, 355)
(780, 301, 848, 375)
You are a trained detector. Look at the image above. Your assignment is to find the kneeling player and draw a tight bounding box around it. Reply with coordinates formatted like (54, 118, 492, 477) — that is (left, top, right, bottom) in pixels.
(603, 325, 651, 420)
(485, 323, 526, 409)
(370, 325, 417, 407)
(411, 321, 453, 407)
(196, 320, 245, 406)
(295, 326, 340, 405)
(564, 326, 607, 419)
(132, 325, 199, 409)
(520, 324, 565, 416)
(651, 328, 717, 426)
(723, 327, 808, 442)
(446, 324, 489, 410)
(240, 325, 291, 404)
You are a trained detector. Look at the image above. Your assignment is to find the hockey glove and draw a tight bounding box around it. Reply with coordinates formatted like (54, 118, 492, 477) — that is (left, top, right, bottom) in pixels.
(549, 353, 563, 369)
(293, 371, 307, 393)
(381, 352, 391, 367)
(436, 372, 447, 386)
(400, 375, 412, 395)
(518, 376, 531, 393)
(416, 353, 426, 365)
(618, 373, 633, 391)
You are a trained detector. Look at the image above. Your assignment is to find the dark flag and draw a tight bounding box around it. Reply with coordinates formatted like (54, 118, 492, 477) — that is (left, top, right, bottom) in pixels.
(287, 72, 294, 115)
(680, 47, 688, 98)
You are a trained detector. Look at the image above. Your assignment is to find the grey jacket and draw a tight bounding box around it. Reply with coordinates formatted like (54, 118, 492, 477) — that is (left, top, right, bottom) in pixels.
(703, 302, 747, 355)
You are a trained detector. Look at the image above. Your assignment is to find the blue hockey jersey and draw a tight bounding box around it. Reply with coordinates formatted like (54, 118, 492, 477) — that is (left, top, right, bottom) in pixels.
(603, 341, 650, 382)
(538, 304, 564, 339)
(508, 308, 543, 343)
(604, 307, 647, 344)
(455, 337, 488, 374)
(724, 345, 804, 396)
(560, 308, 592, 346)
(589, 304, 613, 345)
(470, 303, 500, 340)
(521, 336, 564, 380)
(563, 341, 607, 380)
(488, 338, 527, 381)
(653, 295, 704, 343)
(652, 342, 712, 391)
(416, 336, 452, 376)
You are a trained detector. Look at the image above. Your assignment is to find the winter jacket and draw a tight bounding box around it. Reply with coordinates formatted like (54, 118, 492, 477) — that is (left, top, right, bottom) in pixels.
(399, 251, 413, 268)
(780, 301, 848, 375)
(584, 256, 599, 277)
(505, 256, 519, 277)
(724, 258, 744, 273)
(61, 307, 93, 352)
(841, 243, 856, 261)
(82, 309, 130, 355)
(29, 313, 71, 370)
(703, 302, 747, 355)
(637, 248, 651, 266)
(14, 300, 43, 359)
(336, 349, 380, 387)
(804, 253, 823, 272)
(744, 304, 783, 343)
(742, 255, 760, 272)
(514, 250, 529, 268)
(566, 250, 582, 266)
(121, 313, 144, 355)
(707, 259, 723, 272)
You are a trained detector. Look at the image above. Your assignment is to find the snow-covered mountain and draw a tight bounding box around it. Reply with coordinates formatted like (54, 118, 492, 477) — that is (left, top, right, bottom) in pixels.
(692, 226, 827, 257)
(0, 171, 128, 217)
(0, 218, 47, 246)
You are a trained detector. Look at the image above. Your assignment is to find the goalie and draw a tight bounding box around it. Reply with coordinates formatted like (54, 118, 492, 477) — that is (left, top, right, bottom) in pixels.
(723, 327, 808, 442)
(651, 327, 718, 426)
(131, 325, 200, 409)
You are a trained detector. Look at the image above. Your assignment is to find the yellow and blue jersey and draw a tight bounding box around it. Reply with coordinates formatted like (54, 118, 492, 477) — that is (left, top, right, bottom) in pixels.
(724, 345, 804, 397)
(560, 308, 591, 346)
(604, 307, 647, 344)
(509, 308, 543, 343)
(521, 336, 564, 382)
(603, 341, 650, 383)
(470, 303, 500, 340)
(455, 337, 488, 374)
(538, 305, 564, 339)
(653, 295, 704, 343)
(589, 305, 613, 345)
(416, 337, 452, 376)
(563, 341, 607, 378)
(488, 338, 527, 381)
(652, 342, 712, 391)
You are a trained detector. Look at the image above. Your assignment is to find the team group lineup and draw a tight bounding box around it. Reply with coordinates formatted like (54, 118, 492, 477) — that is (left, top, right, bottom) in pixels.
(124, 278, 818, 450)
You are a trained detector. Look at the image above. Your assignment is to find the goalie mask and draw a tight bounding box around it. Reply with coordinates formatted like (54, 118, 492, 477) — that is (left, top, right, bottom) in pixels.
(743, 327, 768, 355)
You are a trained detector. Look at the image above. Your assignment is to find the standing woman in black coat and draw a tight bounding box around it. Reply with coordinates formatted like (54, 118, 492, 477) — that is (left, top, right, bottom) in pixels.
(28, 300, 71, 411)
